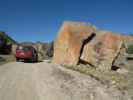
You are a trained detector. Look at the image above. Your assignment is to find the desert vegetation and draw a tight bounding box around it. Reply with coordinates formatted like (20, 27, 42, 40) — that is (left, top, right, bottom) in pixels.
(126, 44, 133, 54)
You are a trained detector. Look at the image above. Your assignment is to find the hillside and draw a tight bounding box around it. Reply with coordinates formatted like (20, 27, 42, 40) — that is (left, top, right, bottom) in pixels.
(0, 32, 17, 44)
(0, 32, 17, 64)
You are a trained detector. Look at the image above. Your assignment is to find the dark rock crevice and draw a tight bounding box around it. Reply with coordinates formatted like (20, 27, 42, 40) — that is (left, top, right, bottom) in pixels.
(79, 33, 96, 64)
(111, 42, 125, 71)
(78, 59, 96, 67)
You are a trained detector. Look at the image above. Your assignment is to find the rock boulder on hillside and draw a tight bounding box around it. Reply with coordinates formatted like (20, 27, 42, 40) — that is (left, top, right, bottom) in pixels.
(53, 21, 133, 71)
(53, 21, 96, 66)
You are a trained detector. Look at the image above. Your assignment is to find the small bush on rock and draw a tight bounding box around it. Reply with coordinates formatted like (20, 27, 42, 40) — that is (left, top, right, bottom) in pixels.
(126, 44, 133, 54)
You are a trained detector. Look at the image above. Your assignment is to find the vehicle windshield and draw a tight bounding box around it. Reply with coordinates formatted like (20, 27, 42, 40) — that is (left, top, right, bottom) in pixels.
(17, 46, 31, 51)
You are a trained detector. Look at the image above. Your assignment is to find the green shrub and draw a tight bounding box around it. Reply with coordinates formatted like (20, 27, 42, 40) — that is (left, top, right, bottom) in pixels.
(0, 57, 6, 62)
(127, 44, 133, 54)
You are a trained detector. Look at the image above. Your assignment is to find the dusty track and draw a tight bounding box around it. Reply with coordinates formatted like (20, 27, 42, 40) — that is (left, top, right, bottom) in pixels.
(0, 61, 130, 100)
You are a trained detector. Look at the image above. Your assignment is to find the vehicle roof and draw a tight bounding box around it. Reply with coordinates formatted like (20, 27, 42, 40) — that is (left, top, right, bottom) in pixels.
(17, 44, 35, 49)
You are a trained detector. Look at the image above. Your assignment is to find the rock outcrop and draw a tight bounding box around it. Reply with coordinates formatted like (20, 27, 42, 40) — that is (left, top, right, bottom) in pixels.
(53, 21, 133, 71)
(53, 21, 96, 65)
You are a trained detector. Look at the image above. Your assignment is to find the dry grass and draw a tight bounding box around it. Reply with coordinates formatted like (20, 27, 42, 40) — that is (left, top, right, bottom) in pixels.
(0, 54, 15, 65)
(63, 63, 133, 98)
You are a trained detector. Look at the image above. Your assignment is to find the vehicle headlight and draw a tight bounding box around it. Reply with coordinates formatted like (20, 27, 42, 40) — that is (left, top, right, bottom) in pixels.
(18, 46, 23, 50)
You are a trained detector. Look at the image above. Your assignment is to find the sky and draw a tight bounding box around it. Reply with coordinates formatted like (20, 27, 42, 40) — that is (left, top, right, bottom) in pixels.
(0, 0, 133, 42)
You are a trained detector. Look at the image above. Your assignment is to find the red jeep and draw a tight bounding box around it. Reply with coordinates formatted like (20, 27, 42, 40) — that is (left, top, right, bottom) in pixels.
(15, 45, 38, 62)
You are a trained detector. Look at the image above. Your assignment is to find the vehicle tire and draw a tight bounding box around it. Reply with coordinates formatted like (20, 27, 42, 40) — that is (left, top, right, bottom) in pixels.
(32, 56, 38, 63)
(16, 58, 20, 62)
(35, 57, 38, 62)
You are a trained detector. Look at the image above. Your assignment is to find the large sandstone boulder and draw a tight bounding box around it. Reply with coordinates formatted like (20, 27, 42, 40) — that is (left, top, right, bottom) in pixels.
(53, 21, 96, 66)
(53, 21, 133, 71)
(81, 31, 123, 71)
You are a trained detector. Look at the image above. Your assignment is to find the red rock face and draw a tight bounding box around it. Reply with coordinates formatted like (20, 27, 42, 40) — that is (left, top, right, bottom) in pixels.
(52, 21, 95, 66)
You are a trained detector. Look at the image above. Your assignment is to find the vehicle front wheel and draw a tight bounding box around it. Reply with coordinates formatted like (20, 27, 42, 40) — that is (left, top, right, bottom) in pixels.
(16, 58, 20, 62)
(32, 56, 38, 62)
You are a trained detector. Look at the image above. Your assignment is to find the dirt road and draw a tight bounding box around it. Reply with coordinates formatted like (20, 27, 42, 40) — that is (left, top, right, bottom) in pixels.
(0, 61, 130, 100)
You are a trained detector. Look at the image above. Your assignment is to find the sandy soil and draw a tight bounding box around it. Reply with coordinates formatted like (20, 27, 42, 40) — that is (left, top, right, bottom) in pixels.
(0, 61, 131, 100)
